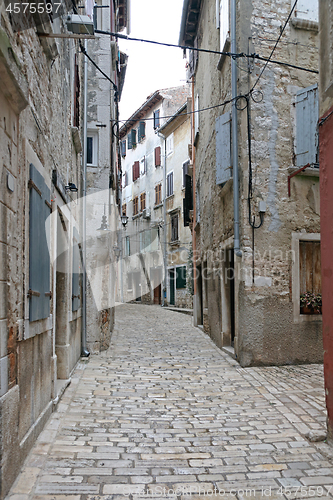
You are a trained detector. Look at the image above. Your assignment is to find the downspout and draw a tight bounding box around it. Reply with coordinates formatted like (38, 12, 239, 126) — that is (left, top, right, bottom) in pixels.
(81, 39, 90, 357)
(231, 0, 242, 257)
(191, 76, 197, 324)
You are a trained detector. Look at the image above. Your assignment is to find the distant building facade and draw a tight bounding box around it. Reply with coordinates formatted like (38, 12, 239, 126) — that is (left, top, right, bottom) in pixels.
(118, 86, 192, 307)
(180, 0, 321, 366)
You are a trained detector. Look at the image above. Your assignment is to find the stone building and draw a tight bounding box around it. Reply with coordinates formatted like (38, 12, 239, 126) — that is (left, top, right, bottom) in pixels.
(159, 102, 193, 309)
(179, 0, 321, 366)
(318, 0, 333, 441)
(0, 0, 127, 496)
(118, 86, 192, 306)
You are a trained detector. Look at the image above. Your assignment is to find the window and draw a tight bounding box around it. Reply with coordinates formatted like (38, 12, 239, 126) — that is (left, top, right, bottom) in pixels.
(138, 121, 146, 142)
(292, 233, 321, 323)
(155, 183, 162, 206)
(182, 160, 190, 187)
(167, 172, 174, 197)
(140, 192, 146, 211)
(140, 156, 146, 176)
(216, 111, 232, 185)
(133, 196, 139, 216)
(87, 132, 98, 165)
(171, 213, 179, 242)
(128, 129, 136, 150)
(132, 161, 140, 182)
(295, 84, 319, 167)
(183, 173, 193, 227)
(121, 140, 126, 157)
(28, 163, 51, 322)
(217, 0, 229, 51)
(128, 133, 132, 150)
(155, 146, 161, 167)
(166, 134, 174, 156)
(176, 266, 187, 289)
(125, 236, 130, 257)
(122, 203, 126, 216)
(153, 109, 160, 129)
(299, 240, 321, 313)
(292, 0, 318, 22)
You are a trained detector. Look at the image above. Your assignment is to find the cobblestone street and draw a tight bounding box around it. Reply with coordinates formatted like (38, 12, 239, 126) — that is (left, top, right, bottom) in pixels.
(6, 304, 333, 500)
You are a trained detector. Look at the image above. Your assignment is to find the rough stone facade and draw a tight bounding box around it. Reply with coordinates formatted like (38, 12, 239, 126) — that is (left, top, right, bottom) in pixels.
(180, 0, 321, 366)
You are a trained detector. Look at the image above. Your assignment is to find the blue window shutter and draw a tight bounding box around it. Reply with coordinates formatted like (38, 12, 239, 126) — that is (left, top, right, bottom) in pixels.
(72, 227, 80, 312)
(29, 163, 51, 322)
(216, 112, 232, 185)
(296, 84, 319, 167)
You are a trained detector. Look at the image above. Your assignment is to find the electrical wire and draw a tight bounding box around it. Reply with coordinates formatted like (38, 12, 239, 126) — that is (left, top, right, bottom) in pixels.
(250, 0, 298, 92)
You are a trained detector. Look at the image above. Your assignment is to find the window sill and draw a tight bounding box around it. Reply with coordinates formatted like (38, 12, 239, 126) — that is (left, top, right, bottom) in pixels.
(288, 165, 319, 177)
(132, 214, 140, 220)
(166, 194, 174, 200)
(290, 18, 319, 32)
(154, 203, 163, 209)
(169, 240, 180, 246)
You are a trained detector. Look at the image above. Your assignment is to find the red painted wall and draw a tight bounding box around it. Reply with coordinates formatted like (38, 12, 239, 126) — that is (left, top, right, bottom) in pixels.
(319, 105, 333, 438)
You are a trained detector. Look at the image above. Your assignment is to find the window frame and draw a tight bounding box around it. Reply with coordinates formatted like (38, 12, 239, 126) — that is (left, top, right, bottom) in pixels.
(155, 183, 162, 206)
(292, 232, 322, 323)
(133, 196, 139, 216)
(171, 213, 179, 242)
(167, 171, 174, 198)
(153, 109, 160, 129)
(87, 131, 98, 166)
(140, 192, 146, 211)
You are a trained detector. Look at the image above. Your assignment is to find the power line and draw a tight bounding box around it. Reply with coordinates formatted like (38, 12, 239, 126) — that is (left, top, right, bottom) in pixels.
(251, 0, 298, 92)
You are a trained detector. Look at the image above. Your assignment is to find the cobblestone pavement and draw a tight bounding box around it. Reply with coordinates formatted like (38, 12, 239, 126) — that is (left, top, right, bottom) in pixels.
(6, 304, 333, 500)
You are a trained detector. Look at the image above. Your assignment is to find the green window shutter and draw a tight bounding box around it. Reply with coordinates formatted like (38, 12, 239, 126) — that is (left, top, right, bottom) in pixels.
(138, 121, 145, 142)
(176, 266, 186, 289)
(128, 133, 132, 150)
(29, 163, 51, 322)
(131, 129, 137, 148)
(72, 227, 80, 311)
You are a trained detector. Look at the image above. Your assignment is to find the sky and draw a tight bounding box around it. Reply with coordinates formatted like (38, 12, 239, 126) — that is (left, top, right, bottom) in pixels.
(118, 0, 187, 121)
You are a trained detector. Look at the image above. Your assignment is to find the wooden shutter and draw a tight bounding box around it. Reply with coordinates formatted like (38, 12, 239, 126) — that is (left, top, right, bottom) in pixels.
(72, 227, 80, 312)
(296, 84, 319, 167)
(132, 161, 139, 181)
(299, 241, 321, 295)
(154, 110, 160, 129)
(183, 174, 193, 227)
(28, 163, 51, 322)
(176, 266, 186, 289)
(216, 111, 232, 185)
(128, 133, 132, 150)
(131, 129, 137, 148)
(155, 146, 161, 167)
(138, 121, 145, 142)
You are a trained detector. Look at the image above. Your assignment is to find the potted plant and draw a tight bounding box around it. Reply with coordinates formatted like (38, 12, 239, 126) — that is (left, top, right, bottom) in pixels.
(300, 292, 322, 315)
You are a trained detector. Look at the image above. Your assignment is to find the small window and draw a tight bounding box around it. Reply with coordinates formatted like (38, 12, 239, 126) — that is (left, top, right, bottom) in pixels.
(155, 183, 162, 206)
(299, 240, 321, 314)
(295, 84, 319, 168)
(166, 134, 174, 156)
(167, 172, 174, 197)
(87, 132, 98, 165)
(122, 203, 126, 216)
(182, 160, 190, 187)
(133, 196, 139, 216)
(138, 121, 146, 142)
(217, 0, 230, 50)
(132, 161, 140, 182)
(171, 214, 179, 242)
(155, 146, 161, 167)
(140, 192, 146, 211)
(153, 109, 160, 129)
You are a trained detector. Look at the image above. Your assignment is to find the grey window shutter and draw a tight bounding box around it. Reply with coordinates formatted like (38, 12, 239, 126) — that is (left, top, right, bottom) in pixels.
(29, 163, 51, 322)
(216, 112, 232, 185)
(296, 84, 319, 167)
(121, 140, 126, 157)
(72, 227, 80, 312)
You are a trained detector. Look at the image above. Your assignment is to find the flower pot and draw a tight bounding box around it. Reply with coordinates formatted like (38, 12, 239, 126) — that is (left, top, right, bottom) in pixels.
(300, 305, 321, 315)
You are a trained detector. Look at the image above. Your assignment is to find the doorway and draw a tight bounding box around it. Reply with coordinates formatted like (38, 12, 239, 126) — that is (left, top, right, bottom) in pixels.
(169, 269, 175, 305)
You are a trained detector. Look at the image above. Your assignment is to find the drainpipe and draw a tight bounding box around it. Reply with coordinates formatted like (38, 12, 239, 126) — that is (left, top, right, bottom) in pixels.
(81, 39, 90, 357)
(191, 77, 198, 325)
(231, 0, 242, 257)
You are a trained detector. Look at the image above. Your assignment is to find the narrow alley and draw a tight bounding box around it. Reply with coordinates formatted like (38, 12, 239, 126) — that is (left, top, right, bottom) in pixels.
(6, 304, 332, 500)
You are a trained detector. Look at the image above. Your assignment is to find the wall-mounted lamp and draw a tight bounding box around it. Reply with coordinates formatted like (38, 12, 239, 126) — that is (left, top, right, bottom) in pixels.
(65, 182, 78, 192)
(121, 215, 129, 228)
